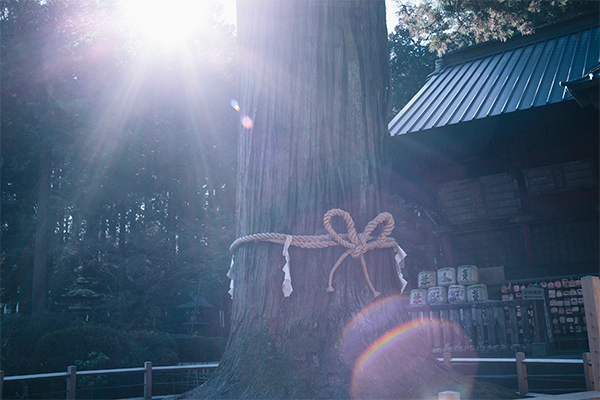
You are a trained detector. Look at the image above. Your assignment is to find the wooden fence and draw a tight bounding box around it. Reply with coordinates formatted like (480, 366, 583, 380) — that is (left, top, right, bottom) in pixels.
(2, 278, 597, 399)
(1, 354, 594, 399)
(439, 352, 595, 396)
(406, 299, 550, 354)
(0, 362, 218, 400)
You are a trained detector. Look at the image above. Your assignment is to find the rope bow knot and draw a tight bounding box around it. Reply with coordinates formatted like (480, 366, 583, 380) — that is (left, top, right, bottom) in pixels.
(227, 208, 405, 298)
(323, 209, 395, 297)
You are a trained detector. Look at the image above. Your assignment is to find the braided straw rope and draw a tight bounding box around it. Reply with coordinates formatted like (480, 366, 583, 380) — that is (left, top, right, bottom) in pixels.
(229, 209, 401, 297)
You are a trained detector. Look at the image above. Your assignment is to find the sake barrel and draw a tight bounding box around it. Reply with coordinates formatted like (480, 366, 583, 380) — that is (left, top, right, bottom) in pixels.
(428, 286, 447, 304)
(437, 268, 456, 286)
(457, 265, 479, 285)
(409, 289, 428, 305)
(467, 284, 488, 302)
(447, 285, 466, 303)
(418, 271, 436, 288)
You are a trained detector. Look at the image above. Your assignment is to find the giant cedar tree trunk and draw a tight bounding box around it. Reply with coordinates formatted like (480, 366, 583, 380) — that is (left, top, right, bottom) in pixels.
(181, 1, 519, 399)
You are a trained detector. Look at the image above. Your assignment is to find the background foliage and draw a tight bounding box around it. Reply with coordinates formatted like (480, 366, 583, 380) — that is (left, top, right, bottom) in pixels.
(396, 0, 598, 56)
(1, 0, 237, 377)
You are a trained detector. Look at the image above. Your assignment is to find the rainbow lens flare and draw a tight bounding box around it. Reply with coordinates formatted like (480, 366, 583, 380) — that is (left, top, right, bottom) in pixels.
(340, 296, 475, 399)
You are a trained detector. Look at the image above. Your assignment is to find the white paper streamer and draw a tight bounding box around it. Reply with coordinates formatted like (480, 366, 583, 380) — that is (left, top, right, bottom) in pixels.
(395, 246, 408, 293)
(227, 256, 235, 298)
(282, 235, 293, 297)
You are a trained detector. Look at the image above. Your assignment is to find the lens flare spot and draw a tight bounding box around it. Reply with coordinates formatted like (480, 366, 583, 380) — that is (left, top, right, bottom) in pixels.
(340, 296, 407, 369)
(340, 296, 475, 399)
(241, 115, 253, 129)
(230, 99, 240, 111)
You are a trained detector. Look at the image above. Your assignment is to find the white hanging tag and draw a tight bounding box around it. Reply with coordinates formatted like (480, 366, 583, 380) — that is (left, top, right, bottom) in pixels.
(227, 256, 235, 298)
(395, 246, 408, 293)
(282, 235, 293, 297)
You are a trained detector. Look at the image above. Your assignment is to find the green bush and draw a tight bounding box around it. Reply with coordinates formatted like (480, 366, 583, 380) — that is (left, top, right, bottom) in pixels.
(124, 331, 178, 367)
(34, 325, 183, 372)
(1, 313, 77, 375)
(34, 324, 128, 372)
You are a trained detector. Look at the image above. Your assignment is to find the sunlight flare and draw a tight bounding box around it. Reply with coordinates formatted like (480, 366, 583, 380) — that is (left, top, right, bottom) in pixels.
(121, 0, 210, 48)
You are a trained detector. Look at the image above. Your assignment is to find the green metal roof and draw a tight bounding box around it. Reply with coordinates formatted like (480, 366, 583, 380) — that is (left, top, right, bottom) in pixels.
(389, 13, 600, 136)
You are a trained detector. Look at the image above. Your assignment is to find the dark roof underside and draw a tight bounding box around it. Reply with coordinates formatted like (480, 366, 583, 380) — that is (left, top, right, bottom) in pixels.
(389, 19, 599, 136)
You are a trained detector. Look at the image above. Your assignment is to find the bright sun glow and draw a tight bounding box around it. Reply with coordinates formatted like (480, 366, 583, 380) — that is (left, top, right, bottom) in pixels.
(121, 0, 212, 48)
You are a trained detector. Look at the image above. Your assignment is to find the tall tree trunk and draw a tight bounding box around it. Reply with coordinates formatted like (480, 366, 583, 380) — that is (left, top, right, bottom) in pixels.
(118, 200, 128, 289)
(118, 200, 127, 257)
(32, 143, 51, 314)
(180, 1, 519, 399)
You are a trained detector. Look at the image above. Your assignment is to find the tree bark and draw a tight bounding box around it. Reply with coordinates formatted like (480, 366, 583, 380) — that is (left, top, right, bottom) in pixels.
(179, 1, 520, 399)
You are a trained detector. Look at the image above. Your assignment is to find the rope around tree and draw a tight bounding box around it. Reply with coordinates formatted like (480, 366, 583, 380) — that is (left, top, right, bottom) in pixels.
(228, 209, 407, 298)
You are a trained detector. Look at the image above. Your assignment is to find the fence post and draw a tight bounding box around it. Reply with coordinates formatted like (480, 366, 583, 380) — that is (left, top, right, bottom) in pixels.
(1, 370, 4, 400)
(144, 361, 152, 400)
(515, 352, 528, 396)
(581, 276, 599, 391)
(66, 366, 76, 400)
(438, 391, 460, 400)
(443, 353, 452, 369)
(582, 352, 595, 391)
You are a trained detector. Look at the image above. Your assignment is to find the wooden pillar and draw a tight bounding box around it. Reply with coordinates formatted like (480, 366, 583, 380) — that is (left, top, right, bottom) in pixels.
(443, 352, 452, 369)
(519, 224, 535, 268)
(473, 307, 484, 349)
(485, 304, 497, 346)
(1, 370, 4, 400)
(441, 310, 452, 350)
(515, 352, 528, 396)
(494, 306, 508, 345)
(431, 310, 442, 350)
(66, 366, 76, 400)
(582, 352, 595, 391)
(463, 308, 474, 349)
(508, 306, 519, 345)
(581, 276, 599, 391)
(144, 361, 152, 400)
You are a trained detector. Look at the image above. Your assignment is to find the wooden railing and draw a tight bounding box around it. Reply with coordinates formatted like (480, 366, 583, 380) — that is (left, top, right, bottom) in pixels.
(0, 362, 218, 400)
(406, 299, 552, 354)
(438, 352, 595, 396)
(1, 353, 594, 399)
